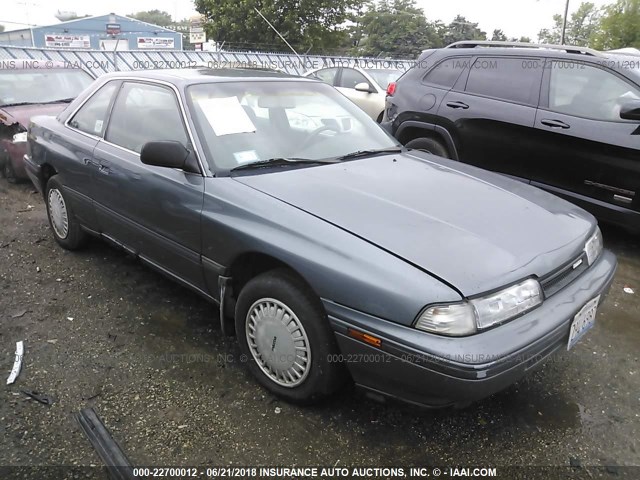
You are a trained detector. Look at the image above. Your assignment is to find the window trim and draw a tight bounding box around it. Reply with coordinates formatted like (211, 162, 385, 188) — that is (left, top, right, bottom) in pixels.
(64, 76, 207, 176)
(462, 55, 544, 107)
(539, 58, 640, 122)
(66, 80, 121, 138)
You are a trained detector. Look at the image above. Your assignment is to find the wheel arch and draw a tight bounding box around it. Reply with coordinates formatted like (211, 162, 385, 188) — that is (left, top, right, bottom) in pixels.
(396, 121, 459, 160)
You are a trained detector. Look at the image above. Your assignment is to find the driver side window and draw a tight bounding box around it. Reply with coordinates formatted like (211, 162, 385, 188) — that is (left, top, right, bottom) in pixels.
(549, 62, 640, 121)
(338, 68, 369, 90)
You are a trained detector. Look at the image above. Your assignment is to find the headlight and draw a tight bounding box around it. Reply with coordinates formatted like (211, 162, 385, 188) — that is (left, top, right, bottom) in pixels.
(12, 132, 27, 143)
(584, 227, 603, 266)
(415, 278, 543, 336)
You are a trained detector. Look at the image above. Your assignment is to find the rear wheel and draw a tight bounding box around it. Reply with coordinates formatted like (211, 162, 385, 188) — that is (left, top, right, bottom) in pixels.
(235, 269, 346, 404)
(406, 137, 450, 158)
(45, 176, 87, 250)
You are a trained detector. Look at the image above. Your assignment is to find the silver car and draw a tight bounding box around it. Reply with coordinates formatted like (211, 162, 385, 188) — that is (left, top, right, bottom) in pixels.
(305, 67, 402, 122)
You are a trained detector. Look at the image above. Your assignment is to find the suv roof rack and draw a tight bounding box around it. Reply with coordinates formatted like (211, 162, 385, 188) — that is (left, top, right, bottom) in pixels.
(445, 40, 604, 57)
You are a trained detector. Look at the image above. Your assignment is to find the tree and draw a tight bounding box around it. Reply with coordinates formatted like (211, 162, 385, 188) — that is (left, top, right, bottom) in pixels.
(130, 9, 174, 27)
(356, 0, 444, 57)
(538, 2, 602, 46)
(491, 29, 507, 41)
(194, 0, 363, 53)
(444, 15, 486, 45)
(592, 0, 640, 50)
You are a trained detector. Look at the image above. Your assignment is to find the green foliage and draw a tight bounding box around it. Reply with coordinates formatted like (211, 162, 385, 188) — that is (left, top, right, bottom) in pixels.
(443, 15, 487, 45)
(194, 0, 361, 52)
(491, 29, 508, 41)
(538, 2, 602, 46)
(129, 10, 174, 27)
(355, 0, 445, 57)
(592, 0, 640, 49)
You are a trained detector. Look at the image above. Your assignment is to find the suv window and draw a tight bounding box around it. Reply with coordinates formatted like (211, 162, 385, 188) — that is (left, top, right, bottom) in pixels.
(549, 61, 640, 121)
(68, 81, 118, 136)
(338, 68, 369, 89)
(465, 57, 541, 105)
(313, 68, 338, 85)
(423, 57, 470, 89)
(105, 82, 188, 153)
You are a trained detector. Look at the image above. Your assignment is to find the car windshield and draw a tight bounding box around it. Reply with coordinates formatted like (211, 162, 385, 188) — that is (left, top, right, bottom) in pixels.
(365, 69, 402, 89)
(186, 80, 399, 171)
(0, 68, 93, 106)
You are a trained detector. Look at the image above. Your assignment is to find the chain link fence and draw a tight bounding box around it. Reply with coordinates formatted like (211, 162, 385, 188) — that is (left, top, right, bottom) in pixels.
(0, 45, 410, 77)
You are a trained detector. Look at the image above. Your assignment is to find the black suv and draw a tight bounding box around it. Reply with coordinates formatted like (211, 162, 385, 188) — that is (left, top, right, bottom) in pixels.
(383, 41, 640, 232)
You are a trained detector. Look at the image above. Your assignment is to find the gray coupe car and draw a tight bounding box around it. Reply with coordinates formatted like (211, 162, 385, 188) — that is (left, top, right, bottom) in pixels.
(24, 69, 617, 407)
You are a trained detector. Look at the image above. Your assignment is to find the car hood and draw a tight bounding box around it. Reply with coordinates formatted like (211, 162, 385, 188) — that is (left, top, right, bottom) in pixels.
(233, 152, 595, 297)
(0, 103, 68, 128)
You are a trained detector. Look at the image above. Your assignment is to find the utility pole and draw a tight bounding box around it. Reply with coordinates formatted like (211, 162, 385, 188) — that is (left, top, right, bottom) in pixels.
(561, 0, 570, 44)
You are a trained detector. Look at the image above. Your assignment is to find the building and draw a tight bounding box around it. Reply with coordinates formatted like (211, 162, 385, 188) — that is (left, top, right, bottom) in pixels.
(0, 13, 182, 50)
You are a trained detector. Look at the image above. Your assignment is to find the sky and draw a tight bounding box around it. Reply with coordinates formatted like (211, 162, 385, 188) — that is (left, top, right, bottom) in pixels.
(0, 0, 616, 40)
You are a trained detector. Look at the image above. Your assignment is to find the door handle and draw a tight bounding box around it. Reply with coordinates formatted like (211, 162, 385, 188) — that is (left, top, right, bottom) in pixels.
(541, 119, 570, 129)
(446, 101, 469, 110)
(83, 158, 101, 168)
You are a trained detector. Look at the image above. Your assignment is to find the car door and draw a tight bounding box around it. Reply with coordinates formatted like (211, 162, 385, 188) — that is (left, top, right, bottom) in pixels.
(91, 80, 207, 292)
(336, 67, 382, 120)
(438, 56, 543, 178)
(62, 80, 120, 230)
(531, 59, 640, 210)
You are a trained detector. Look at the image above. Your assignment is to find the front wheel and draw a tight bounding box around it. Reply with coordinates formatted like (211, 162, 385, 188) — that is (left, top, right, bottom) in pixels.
(45, 176, 88, 250)
(235, 269, 347, 404)
(405, 137, 450, 158)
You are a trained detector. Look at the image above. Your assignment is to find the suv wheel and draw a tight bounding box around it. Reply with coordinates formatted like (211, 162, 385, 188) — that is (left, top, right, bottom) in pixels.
(235, 269, 347, 404)
(406, 137, 450, 158)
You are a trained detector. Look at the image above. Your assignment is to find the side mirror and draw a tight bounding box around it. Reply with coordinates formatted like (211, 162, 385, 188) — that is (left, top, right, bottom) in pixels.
(355, 82, 374, 93)
(140, 141, 199, 173)
(620, 100, 640, 121)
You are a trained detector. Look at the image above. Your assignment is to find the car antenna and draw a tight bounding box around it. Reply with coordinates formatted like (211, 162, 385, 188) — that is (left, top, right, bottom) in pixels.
(254, 7, 303, 64)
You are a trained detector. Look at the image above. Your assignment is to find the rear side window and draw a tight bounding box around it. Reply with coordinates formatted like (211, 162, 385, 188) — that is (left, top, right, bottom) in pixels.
(68, 81, 118, 136)
(423, 57, 470, 88)
(465, 57, 541, 105)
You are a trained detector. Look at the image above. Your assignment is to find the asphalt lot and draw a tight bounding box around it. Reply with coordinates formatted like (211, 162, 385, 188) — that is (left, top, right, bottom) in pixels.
(1, 177, 639, 475)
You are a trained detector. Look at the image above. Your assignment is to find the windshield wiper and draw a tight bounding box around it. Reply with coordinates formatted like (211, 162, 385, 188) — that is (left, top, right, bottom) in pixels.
(230, 157, 337, 172)
(335, 147, 405, 161)
(41, 97, 75, 104)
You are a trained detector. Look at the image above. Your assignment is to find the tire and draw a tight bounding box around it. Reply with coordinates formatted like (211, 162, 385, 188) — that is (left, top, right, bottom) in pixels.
(235, 269, 347, 404)
(405, 137, 450, 158)
(45, 176, 88, 250)
(376, 112, 384, 123)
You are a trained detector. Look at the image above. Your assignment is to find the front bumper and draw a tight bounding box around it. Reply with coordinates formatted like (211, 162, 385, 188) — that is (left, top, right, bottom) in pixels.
(3, 141, 28, 179)
(22, 154, 43, 194)
(325, 249, 617, 408)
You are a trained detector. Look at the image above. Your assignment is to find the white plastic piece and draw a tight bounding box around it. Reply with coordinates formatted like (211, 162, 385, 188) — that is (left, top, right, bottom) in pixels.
(6, 341, 24, 385)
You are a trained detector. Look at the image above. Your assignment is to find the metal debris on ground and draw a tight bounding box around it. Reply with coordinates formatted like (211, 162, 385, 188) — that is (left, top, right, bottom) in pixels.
(21, 390, 54, 405)
(6, 341, 24, 385)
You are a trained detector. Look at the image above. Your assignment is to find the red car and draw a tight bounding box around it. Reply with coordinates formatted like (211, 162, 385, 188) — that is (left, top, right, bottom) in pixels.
(0, 60, 94, 182)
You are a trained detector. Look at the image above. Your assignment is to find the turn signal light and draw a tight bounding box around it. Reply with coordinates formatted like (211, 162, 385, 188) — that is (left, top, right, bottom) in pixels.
(347, 328, 382, 348)
(386, 82, 397, 96)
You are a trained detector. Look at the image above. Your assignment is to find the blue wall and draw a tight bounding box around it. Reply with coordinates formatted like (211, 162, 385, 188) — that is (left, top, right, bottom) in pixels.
(1, 14, 182, 50)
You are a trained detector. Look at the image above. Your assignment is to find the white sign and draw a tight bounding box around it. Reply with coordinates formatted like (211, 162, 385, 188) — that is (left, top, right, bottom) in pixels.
(197, 97, 256, 136)
(137, 37, 175, 49)
(45, 34, 90, 49)
(190, 31, 206, 44)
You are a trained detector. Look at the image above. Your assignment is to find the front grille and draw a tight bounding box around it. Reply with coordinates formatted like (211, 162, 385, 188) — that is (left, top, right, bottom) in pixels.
(540, 252, 588, 298)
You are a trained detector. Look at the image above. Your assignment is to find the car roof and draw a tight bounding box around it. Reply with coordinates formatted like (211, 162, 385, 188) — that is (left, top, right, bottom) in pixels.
(99, 67, 313, 86)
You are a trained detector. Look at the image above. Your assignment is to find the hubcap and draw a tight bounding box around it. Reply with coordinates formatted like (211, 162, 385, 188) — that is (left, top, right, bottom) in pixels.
(48, 188, 69, 239)
(246, 298, 311, 388)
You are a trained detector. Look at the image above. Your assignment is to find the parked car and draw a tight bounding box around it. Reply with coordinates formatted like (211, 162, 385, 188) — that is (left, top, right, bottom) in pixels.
(26, 69, 616, 407)
(383, 41, 640, 232)
(305, 66, 402, 122)
(0, 60, 94, 182)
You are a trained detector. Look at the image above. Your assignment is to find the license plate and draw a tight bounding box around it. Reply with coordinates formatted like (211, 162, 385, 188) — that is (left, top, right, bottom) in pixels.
(567, 295, 600, 350)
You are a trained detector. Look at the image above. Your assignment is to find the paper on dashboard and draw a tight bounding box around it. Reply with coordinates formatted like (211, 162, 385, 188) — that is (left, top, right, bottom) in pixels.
(197, 97, 256, 136)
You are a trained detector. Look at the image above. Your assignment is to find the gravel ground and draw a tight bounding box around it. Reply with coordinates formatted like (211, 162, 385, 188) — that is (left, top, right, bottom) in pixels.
(1, 178, 639, 476)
